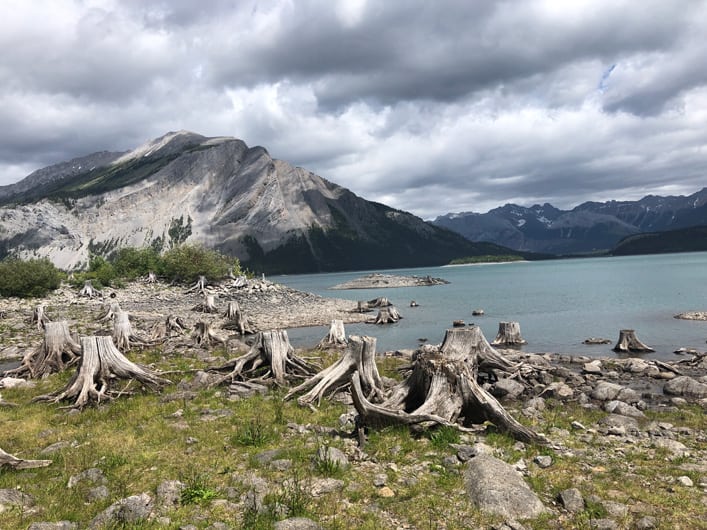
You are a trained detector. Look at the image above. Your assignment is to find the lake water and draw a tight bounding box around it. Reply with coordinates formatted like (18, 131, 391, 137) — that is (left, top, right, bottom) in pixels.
(271, 252, 707, 360)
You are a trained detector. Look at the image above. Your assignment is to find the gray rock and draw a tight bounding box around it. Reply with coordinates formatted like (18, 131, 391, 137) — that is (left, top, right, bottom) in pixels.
(156, 480, 185, 510)
(583, 360, 603, 374)
(589, 519, 617, 530)
(451, 444, 476, 462)
(676, 475, 694, 487)
(464, 454, 546, 519)
(543, 382, 574, 399)
(274, 517, 323, 529)
(533, 455, 552, 468)
(373, 473, 387, 487)
(270, 459, 293, 471)
(558, 488, 584, 513)
(591, 381, 639, 403)
(40, 441, 72, 454)
(311, 478, 344, 497)
(315, 446, 349, 470)
(254, 448, 284, 465)
(0, 489, 35, 509)
(68, 467, 107, 488)
(602, 501, 628, 517)
(86, 486, 110, 502)
(90, 493, 153, 528)
(27, 523, 78, 530)
(664, 376, 707, 398)
(652, 438, 690, 457)
(525, 397, 546, 411)
(597, 414, 640, 435)
(493, 378, 525, 399)
(604, 400, 646, 418)
(635, 516, 657, 529)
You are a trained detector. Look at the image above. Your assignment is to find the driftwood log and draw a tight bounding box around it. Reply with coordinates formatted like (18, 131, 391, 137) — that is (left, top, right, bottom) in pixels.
(192, 321, 227, 348)
(351, 326, 546, 444)
(613, 329, 655, 353)
(34, 336, 170, 409)
(286, 335, 384, 406)
(492, 321, 528, 346)
(213, 330, 316, 386)
(318, 319, 347, 348)
(0, 447, 51, 470)
(3, 321, 80, 379)
(222, 301, 254, 334)
(30, 304, 51, 330)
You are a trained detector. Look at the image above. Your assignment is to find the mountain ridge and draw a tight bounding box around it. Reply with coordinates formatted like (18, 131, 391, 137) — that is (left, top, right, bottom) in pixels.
(0, 131, 521, 274)
(433, 187, 707, 255)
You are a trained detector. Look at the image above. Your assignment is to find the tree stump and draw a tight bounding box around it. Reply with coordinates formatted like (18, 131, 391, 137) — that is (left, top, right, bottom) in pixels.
(30, 305, 51, 330)
(192, 321, 227, 348)
(233, 275, 247, 288)
(113, 311, 152, 352)
(0, 447, 51, 470)
(99, 302, 122, 322)
(372, 306, 401, 324)
(34, 336, 170, 409)
(213, 330, 316, 386)
(186, 275, 208, 294)
(222, 302, 254, 335)
(192, 294, 218, 313)
(145, 271, 157, 284)
(150, 314, 188, 341)
(368, 297, 391, 308)
(613, 329, 655, 353)
(3, 321, 81, 379)
(356, 301, 371, 313)
(351, 327, 546, 444)
(410, 300, 419, 308)
(318, 319, 347, 348)
(80, 280, 100, 298)
(286, 335, 384, 406)
(492, 321, 528, 346)
(472, 309, 485, 316)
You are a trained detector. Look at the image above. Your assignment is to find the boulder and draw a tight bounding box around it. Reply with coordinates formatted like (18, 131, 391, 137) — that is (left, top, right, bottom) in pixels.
(89, 493, 153, 529)
(558, 488, 584, 513)
(603, 400, 646, 418)
(492, 378, 525, 399)
(464, 454, 546, 519)
(663, 376, 707, 399)
(274, 518, 324, 530)
(0, 489, 35, 511)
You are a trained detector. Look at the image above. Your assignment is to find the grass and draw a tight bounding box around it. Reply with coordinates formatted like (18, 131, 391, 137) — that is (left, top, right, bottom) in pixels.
(1, 350, 706, 529)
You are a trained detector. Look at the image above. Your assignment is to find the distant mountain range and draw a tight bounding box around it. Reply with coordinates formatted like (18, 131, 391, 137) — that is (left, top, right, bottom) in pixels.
(433, 189, 707, 255)
(0, 131, 520, 274)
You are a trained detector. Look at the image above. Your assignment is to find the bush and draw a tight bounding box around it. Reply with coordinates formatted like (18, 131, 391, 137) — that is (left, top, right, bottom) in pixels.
(70, 254, 119, 288)
(161, 244, 241, 283)
(112, 247, 161, 279)
(0, 257, 62, 298)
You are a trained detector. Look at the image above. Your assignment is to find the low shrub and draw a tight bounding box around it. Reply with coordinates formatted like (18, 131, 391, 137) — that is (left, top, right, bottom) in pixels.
(0, 257, 62, 298)
(160, 243, 241, 283)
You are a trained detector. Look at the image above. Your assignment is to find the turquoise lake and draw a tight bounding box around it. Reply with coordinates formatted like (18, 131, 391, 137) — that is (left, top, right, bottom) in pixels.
(271, 252, 707, 360)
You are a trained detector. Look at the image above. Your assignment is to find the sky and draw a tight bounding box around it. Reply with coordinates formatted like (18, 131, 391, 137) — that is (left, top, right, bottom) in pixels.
(1, 0, 706, 219)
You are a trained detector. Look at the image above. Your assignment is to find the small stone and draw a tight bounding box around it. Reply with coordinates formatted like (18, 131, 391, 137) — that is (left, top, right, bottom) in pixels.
(677, 476, 694, 487)
(558, 488, 584, 513)
(27, 523, 78, 530)
(273, 518, 323, 530)
(315, 446, 349, 470)
(635, 516, 657, 529)
(589, 519, 617, 530)
(534, 455, 552, 468)
(185, 437, 198, 445)
(377, 486, 395, 497)
(373, 474, 387, 487)
(571, 421, 586, 430)
(583, 360, 602, 374)
(86, 486, 110, 502)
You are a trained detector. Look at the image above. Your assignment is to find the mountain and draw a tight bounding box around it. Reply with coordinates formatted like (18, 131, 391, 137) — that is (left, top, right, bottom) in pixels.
(433, 188, 707, 255)
(0, 131, 519, 274)
(611, 225, 707, 256)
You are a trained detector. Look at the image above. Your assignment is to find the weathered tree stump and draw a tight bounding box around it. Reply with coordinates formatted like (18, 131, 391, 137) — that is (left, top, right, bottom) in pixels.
(318, 319, 347, 348)
(368, 297, 391, 308)
(150, 314, 188, 341)
(613, 329, 655, 353)
(472, 309, 485, 316)
(492, 321, 528, 346)
(213, 330, 316, 386)
(0, 447, 51, 470)
(453, 320, 465, 327)
(286, 335, 384, 406)
(351, 326, 546, 444)
(99, 302, 122, 322)
(222, 301, 254, 335)
(80, 280, 100, 298)
(233, 275, 247, 288)
(192, 321, 227, 348)
(3, 321, 81, 379)
(34, 336, 170, 409)
(192, 294, 218, 313)
(186, 275, 208, 294)
(356, 301, 371, 313)
(30, 304, 51, 330)
(113, 311, 152, 352)
(410, 300, 419, 308)
(145, 271, 157, 284)
(372, 306, 401, 324)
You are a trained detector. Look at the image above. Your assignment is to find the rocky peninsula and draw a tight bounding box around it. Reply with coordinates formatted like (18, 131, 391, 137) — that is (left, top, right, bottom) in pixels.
(330, 273, 449, 290)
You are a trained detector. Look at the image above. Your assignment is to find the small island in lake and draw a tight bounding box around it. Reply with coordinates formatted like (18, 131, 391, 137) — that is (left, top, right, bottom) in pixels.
(330, 272, 449, 290)
(447, 254, 524, 265)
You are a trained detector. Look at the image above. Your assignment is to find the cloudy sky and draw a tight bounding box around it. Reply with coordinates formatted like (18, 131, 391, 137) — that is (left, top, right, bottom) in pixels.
(1, 0, 706, 219)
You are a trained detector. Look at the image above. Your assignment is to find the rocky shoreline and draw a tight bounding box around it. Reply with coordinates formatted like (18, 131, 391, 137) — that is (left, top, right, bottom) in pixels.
(329, 273, 449, 290)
